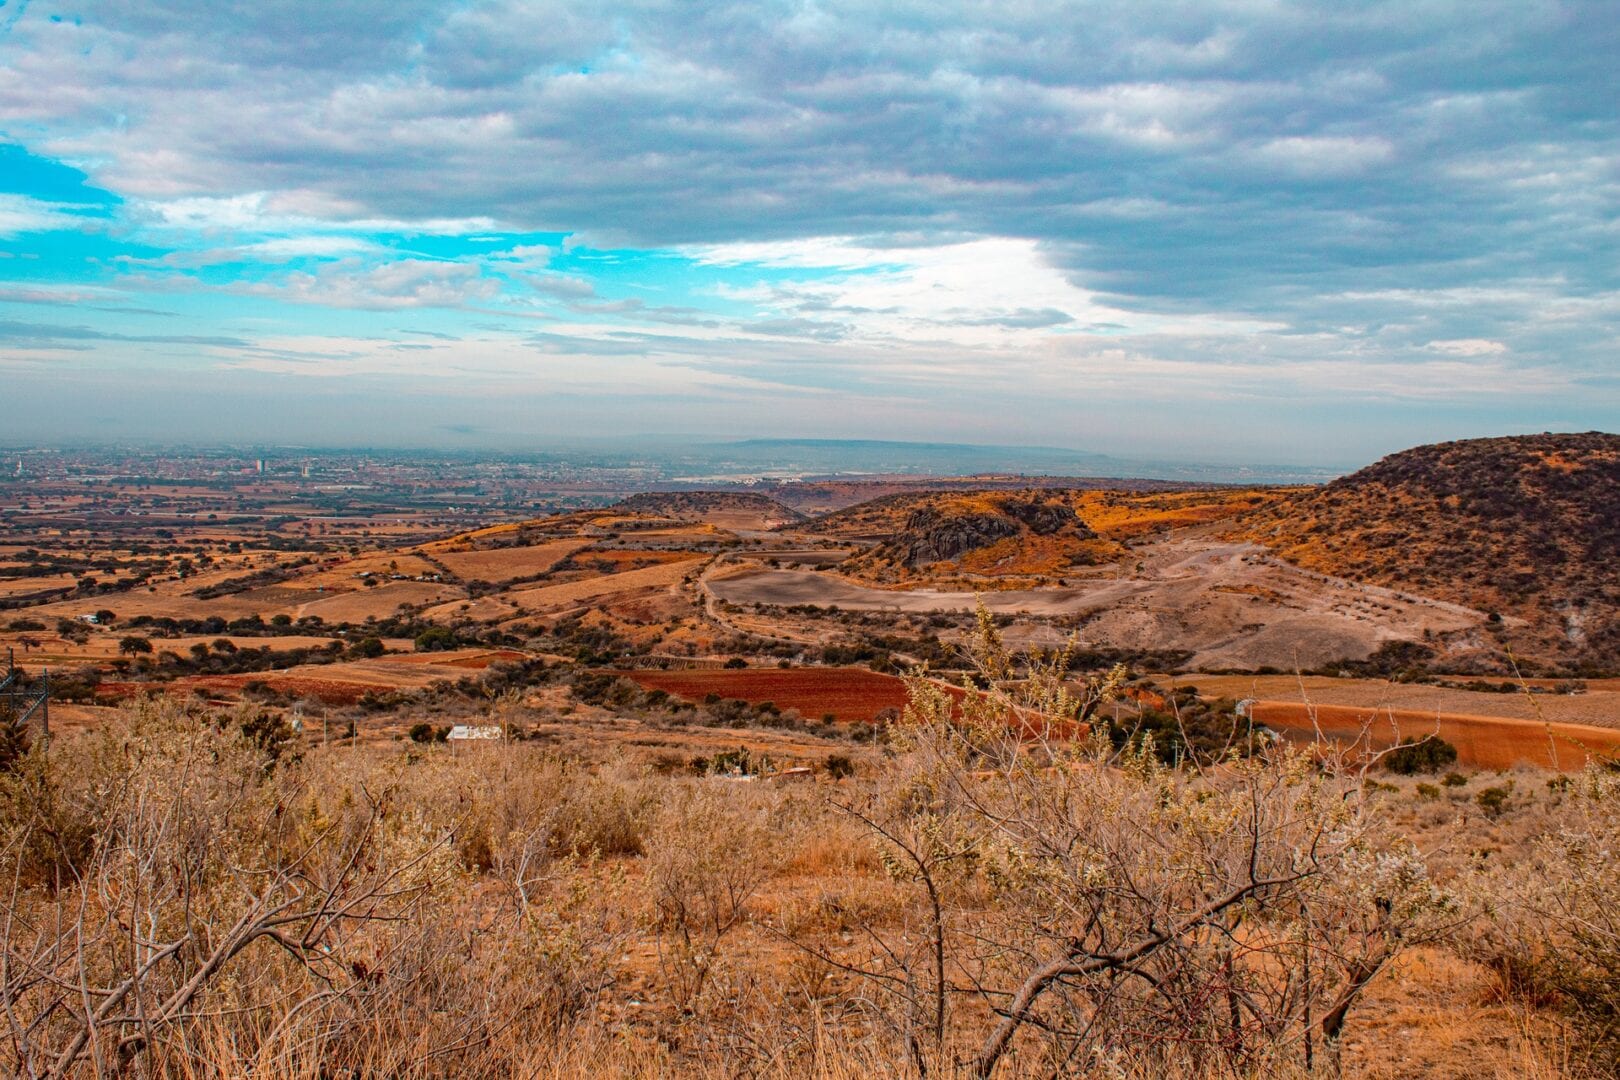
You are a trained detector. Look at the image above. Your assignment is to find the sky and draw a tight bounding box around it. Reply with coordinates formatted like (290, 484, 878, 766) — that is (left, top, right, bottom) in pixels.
(0, 1, 1615, 467)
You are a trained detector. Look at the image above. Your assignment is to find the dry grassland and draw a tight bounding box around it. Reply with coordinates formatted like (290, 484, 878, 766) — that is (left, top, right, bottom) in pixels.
(294, 581, 461, 622)
(431, 540, 590, 581)
(498, 557, 703, 612)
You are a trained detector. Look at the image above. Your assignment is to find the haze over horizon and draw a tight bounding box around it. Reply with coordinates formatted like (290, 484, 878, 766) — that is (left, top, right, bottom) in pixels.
(1, 2, 1615, 464)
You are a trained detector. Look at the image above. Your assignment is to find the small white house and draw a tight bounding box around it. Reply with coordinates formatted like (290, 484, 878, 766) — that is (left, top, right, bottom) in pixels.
(446, 724, 502, 743)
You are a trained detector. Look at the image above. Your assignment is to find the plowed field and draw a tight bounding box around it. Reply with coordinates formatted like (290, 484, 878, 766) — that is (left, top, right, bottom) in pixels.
(431, 541, 589, 582)
(1251, 702, 1620, 771)
(624, 667, 911, 722)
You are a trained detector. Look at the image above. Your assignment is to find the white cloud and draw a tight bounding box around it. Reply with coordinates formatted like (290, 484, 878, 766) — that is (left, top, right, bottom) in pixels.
(1426, 338, 1508, 356)
(691, 236, 1282, 346)
(1248, 135, 1395, 177)
(0, 194, 97, 236)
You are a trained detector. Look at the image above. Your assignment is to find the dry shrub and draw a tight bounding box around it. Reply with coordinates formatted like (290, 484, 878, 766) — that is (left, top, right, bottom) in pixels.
(1, 634, 1598, 1078)
(1470, 766, 1620, 1072)
(785, 808, 884, 877)
(646, 780, 788, 1015)
(797, 606, 1464, 1078)
(0, 704, 635, 1078)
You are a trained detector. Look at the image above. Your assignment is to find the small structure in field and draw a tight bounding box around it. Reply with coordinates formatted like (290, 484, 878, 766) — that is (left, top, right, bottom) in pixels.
(446, 724, 502, 744)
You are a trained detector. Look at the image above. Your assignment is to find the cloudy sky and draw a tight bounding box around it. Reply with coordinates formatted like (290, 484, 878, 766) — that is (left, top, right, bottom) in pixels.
(0, 1, 1614, 466)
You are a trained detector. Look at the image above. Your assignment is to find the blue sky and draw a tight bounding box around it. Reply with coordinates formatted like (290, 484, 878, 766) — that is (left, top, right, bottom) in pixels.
(0, 1, 1615, 466)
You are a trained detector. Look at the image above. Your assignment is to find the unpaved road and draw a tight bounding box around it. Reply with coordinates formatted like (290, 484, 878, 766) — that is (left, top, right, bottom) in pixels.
(705, 539, 1488, 670)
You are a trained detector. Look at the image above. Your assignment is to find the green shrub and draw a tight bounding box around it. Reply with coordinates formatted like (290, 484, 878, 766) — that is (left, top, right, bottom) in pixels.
(414, 627, 457, 652)
(1383, 736, 1459, 775)
(1476, 785, 1512, 818)
(348, 636, 385, 659)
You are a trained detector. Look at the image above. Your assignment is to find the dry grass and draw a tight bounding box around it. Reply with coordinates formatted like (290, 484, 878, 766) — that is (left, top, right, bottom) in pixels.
(498, 557, 704, 612)
(293, 579, 461, 622)
(2, 679, 1614, 1078)
(431, 539, 590, 582)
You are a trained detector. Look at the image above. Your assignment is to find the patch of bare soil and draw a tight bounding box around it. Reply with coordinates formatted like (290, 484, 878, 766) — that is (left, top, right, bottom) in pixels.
(707, 539, 1486, 670)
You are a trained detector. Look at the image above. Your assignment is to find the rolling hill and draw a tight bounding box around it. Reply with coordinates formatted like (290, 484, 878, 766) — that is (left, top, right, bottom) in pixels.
(1234, 432, 1620, 671)
(806, 488, 1279, 584)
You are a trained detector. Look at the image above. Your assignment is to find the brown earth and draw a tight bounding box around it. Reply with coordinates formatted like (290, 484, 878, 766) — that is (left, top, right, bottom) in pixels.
(1248, 701, 1620, 772)
(1175, 673, 1620, 729)
(1232, 432, 1620, 670)
(706, 539, 1485, 670)
(428, 540, 589, 582)
(610, 491, 804, 530)
(623, 667, 914, 722)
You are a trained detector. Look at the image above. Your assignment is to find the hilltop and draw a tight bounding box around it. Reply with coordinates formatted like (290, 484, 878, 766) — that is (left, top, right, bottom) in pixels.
(1235, 432, 1620, 671)
(808, 487, 1279, 585)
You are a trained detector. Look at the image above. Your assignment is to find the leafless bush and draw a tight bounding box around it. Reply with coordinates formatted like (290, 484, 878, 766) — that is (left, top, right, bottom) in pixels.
(646, 780, 786, 1017)
(799, 605, 1461, 1077)
(1470, 766, 1620, 1071)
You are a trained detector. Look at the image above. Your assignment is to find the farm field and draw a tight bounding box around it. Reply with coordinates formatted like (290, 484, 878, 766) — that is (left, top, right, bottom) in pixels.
(428, 540, 589, 582)
(1248, 701, 1620, 771)
(482, 557, 703, 614)
(623, 666, 914, 722)
(1179, 673, 1620, 729)
(0, 574, 79, 598)
(294, 581, 460, 622)
(90, 649, 529, 708)
(0, 633, 396, 665)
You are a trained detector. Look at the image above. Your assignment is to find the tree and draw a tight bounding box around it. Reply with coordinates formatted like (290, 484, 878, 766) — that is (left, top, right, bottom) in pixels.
(349, 636, 385, 659)
(414, 627, 457, 652)
(118, 635, 153, 657)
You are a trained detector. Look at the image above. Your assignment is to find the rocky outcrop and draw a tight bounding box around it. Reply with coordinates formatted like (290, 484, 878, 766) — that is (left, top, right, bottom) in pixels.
(884, 497, 1094, 567)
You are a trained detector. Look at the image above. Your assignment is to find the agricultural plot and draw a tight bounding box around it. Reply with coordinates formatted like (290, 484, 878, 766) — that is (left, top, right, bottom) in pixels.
(496, 557, 704, 613)
(624, 667, 914, 722)
(297, 553, 444, 589)
(430, 540, 589, 582)
(294, 581, 461, 623)
(1251, 701, 1620, 771)
(96, 649, 528, 707)
(1183, 673, 1620, 730)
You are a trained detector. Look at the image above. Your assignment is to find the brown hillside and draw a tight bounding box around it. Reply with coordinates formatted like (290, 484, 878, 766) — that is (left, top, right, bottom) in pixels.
(811, 488, 1280, 584)
(1234, 432, 1620, 671)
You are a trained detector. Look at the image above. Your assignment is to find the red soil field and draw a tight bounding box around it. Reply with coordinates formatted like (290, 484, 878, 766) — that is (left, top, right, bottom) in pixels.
(623, 667, 913, 722)
(1251, 701, 1620, 772)
(388, 649, 527, 669)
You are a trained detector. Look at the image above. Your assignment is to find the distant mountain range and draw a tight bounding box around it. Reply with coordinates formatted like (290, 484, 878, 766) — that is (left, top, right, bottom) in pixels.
(667, 438, 1337, 484)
